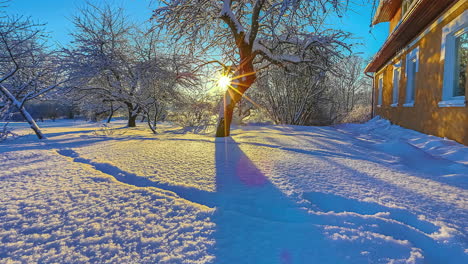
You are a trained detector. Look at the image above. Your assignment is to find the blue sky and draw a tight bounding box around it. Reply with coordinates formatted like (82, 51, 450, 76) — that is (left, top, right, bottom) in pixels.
(6, 0, 388, 60)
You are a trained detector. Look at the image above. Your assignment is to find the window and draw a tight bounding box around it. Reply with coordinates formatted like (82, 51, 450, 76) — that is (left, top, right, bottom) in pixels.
(455, 31, 468, 97)
(401, 0, 415, 18)
(404, 47, 419, 107)
(392, 62, 401, 107)
(440, 11, 467, 107)
(377, 75, 383, 107)
(454, 31, 467, 97)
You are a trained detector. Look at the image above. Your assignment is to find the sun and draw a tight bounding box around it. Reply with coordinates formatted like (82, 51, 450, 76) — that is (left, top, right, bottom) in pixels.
(218, 75, 231, 91)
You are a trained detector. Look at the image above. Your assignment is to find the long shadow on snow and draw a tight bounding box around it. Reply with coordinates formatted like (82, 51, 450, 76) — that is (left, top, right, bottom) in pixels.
(0, 130, 159, 154)
(212, 138, 468, 264)
(56, 148, 216, 206)
(212, 137, 345, 264)
(54, 138, 468, 263)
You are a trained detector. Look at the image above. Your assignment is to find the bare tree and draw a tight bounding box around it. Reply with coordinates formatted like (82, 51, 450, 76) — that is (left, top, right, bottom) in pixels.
(327, 56, 367, 123)
(253, 63, 331, 125)
(66, 3, 191, 130)
(153, 0, 350, 137)
(64, 3, 139, 127)
(0, 16, 66, 139)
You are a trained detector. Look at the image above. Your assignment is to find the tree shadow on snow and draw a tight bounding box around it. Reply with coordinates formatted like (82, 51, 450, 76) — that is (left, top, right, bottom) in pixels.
(212, 137, 468, 264)
(212, 137, 346, 264)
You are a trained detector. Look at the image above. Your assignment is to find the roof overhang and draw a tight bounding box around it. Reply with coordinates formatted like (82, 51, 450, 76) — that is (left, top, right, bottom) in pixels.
(365, 0, 459, 73)
(372, 0, 403, 25)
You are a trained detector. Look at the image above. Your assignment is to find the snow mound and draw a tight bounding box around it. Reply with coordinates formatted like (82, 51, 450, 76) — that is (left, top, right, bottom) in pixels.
(337, 116, 468, 165)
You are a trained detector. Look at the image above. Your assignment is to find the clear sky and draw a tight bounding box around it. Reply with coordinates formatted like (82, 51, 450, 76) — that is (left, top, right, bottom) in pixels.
(5, 0, 389, 60)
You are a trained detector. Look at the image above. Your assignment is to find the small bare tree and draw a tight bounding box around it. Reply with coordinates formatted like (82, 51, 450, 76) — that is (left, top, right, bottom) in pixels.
(153, 0, 350, 137)
(66, 3, 192, 130)
(253, 63, 331, 125)
(0, 16, 66, 139)
(327, 56, 367, 123)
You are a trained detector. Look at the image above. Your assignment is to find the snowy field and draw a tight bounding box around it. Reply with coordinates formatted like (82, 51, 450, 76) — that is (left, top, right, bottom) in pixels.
(0, 118, 467, 264)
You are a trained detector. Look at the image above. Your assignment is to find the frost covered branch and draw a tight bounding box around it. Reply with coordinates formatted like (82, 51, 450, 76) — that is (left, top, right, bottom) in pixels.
(152, 0, 352, 136)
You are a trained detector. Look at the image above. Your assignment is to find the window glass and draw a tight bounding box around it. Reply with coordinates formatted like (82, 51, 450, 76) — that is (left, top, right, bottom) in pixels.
(378, 77, 383, 106)
(393, 68, 400, 104)
(454, 31, 468, 97)
(406, 57, 417, 103)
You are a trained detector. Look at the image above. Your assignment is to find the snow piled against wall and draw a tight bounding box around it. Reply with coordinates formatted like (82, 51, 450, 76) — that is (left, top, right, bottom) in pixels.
(337, 116, 468, 165)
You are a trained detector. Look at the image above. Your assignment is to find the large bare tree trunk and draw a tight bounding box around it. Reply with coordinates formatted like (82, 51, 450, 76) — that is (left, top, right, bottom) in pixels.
(0, 85, 45, 139)
(125, 102, 139, 127)
(128, 114, 137, 127)
(215, 51, 256, 137)
(106, 102, 114, 123)
(216, 91, 237, 137)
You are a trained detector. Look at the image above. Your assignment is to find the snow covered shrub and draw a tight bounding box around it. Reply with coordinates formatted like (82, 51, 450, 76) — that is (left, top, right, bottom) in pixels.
(169, 95, 216, 133)
(341, 105, 371, 124)
(0, 99, 14, 141)
(0, 123, 14, 141)
(253, 65, 333, 126)
(93, 124, 119, 137)
(231, 100, 254, 126)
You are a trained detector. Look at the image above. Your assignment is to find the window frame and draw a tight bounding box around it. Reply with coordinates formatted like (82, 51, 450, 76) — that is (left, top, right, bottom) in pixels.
(401, 0, 416, 21)
(404, 47, 419, 107)
(377, 74, 383, 107)
(440, 10, 468, 108)
(391, 61, 401, 107)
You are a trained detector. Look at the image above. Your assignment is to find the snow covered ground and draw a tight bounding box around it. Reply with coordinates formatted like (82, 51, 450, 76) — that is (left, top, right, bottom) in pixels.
(0, 118, 467, 264)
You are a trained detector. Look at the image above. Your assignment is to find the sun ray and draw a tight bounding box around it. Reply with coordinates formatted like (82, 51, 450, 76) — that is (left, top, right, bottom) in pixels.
(227, 84, 263, 109)
(230, 71, 257, 81)
(230, 82, 251, 87)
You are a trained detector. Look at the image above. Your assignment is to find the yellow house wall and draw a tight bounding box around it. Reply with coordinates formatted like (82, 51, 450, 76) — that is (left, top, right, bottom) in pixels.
(374, 3, 468, 145)
(389, 7, 402, 33)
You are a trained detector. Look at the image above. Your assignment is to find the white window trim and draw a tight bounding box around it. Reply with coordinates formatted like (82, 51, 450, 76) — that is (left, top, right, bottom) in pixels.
(377, 74, 383, 107)
(392, 61, 401, 107)
(438, 99, 466, 107)
(405, 47, 419, 105)
(405, 47, 419, 77)
(403, 102, 415, 107)
(440, 10, 468, 61)
(440, 10, 467, 107)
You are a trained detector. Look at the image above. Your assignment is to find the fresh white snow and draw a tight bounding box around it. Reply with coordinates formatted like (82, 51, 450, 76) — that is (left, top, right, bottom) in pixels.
(0, 117, 467, 263)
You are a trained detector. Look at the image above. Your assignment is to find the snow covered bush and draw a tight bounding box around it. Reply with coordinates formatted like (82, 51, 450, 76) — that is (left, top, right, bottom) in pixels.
(93, 124, 120, 137)
(326, 56, 372, 124)
(169, 94, 217, 133)
(0, 122, 13, 141)
(253, 64, 333, 126)
(341, 105, 372, 124)
(251, 55, 372, 126)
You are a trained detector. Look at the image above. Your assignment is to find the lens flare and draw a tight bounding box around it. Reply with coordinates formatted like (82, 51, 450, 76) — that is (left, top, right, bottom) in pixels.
(218, 75, 231, 91)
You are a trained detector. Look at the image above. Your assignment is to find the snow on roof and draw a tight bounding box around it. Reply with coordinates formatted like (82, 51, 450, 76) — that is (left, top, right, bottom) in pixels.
(373, 0, 403, 25)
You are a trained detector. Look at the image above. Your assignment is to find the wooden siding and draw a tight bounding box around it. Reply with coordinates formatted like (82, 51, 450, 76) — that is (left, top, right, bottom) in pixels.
(374, 4, 468, 145)
(389, 7, 402, 33)
(366, 0, 458, 73)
